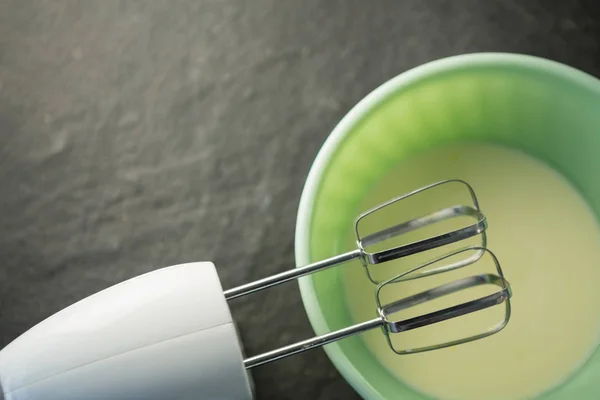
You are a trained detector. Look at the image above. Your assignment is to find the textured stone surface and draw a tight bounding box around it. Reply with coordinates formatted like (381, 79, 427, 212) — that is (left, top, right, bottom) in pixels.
(0, 1, 598, 399)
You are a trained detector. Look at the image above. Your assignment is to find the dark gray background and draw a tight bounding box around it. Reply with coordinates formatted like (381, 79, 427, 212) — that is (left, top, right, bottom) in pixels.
(0, 1, 599, 399)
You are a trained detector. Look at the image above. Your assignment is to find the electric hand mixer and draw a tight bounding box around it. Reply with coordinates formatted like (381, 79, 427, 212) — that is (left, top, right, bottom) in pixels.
(0, 180, 512, 400)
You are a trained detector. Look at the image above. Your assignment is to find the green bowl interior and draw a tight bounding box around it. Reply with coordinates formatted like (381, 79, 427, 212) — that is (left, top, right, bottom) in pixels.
(295, 54, 600, 400)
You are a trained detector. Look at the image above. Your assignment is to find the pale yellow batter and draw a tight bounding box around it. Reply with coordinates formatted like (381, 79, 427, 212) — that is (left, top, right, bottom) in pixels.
(343, 143, 600, 400)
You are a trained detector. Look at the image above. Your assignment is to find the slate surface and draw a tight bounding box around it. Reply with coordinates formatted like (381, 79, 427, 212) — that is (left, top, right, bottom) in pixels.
(0, 1, 599, 399)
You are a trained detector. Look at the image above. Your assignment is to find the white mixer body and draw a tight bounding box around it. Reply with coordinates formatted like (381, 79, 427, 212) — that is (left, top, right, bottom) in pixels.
(0, 262, 253, 400)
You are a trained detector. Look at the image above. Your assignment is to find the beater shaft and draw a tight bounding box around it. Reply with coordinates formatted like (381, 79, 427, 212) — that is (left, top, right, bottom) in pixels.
(243, 317, 382, 369)
(224, 250, 362, 300)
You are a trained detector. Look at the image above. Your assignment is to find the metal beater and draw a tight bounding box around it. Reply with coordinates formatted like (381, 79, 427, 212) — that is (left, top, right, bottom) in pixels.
(229, 179, 511, 368)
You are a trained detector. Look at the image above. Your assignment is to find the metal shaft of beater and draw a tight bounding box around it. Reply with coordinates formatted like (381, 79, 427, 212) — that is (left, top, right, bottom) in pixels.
(243, 316, 383, 369)
(223, 249, 362, 300)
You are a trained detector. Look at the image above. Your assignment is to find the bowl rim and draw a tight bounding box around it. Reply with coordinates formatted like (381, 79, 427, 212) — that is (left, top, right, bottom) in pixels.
(294, 52, 600, 399)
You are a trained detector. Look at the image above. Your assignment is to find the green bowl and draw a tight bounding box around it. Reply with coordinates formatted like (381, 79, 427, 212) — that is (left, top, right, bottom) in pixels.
(294, 53, 600, 399)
